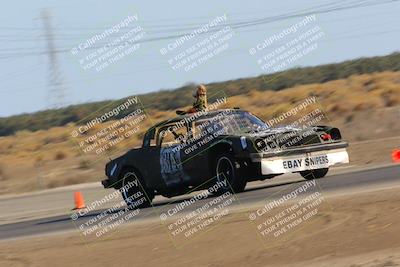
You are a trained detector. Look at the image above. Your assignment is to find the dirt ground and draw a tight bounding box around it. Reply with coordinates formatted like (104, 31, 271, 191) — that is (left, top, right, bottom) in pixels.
(1, 186, 399, 267)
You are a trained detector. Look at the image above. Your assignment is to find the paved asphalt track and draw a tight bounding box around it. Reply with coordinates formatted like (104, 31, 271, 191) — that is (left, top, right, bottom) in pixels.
(0, 165, 398, 240)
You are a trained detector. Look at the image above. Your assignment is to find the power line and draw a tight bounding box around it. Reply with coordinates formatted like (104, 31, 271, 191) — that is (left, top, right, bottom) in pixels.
(1, 26, 399, 95)
(41, 9, 69, 108)
(0, 7, 398, 44)
(0, 0, 398, 60)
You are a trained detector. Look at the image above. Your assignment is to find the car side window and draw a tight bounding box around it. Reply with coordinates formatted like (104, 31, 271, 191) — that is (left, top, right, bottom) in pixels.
(143, 128, 156, 147)
(158, 123, 188, 147)
(193, 120, 209, 138)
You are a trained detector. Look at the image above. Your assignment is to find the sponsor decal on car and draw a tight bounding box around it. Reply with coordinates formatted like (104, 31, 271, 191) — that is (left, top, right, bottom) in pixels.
(261, 149, 349, 174)
(283, 155, 329, 170)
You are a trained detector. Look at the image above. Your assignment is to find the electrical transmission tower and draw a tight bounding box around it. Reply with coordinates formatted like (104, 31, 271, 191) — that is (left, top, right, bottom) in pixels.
(41, 9, 68, 109)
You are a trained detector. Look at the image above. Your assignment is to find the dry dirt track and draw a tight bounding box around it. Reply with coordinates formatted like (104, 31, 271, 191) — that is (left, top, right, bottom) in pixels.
(0, 165, 399, 267)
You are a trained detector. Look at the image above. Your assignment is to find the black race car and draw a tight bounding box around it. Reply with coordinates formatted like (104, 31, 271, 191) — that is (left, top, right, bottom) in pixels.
(102, 109, 349, 208)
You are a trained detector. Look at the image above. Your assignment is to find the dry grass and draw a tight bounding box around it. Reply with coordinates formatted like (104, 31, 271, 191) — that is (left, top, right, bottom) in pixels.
(0, 71, 399, 194)
(0, 164, 9, 181)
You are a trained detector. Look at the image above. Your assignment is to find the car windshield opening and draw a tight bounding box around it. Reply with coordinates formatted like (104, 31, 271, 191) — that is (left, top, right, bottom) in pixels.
(198, 111, 268, 135)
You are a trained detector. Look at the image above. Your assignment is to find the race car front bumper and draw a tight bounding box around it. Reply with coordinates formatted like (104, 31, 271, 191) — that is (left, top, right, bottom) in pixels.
(249, 142, 349, 175)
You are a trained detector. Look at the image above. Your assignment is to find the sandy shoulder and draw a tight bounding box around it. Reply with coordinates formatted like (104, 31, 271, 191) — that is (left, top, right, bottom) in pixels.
(0, 186, 399, 267)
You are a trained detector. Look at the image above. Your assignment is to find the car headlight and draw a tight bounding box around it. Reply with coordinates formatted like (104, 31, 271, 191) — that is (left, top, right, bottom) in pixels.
(240, 136, 247, 150)
(110, 163, 118, 176)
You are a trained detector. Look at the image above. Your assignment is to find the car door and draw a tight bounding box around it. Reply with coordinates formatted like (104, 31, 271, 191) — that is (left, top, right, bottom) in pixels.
(157, 123, 193, 188)
(183, 119, 216, 184)
(138, 127, 163, 189)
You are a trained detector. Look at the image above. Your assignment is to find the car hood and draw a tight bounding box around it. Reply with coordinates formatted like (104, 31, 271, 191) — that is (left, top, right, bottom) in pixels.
(245, 126, 303, 138)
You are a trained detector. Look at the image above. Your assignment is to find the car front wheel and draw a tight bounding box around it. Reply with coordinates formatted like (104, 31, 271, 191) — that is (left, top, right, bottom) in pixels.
(120, 168, 154, 209)
(211, 153, 247, 194)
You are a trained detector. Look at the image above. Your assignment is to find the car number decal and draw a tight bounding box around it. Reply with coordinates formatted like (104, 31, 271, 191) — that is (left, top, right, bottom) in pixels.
(160, 146, 190, 187)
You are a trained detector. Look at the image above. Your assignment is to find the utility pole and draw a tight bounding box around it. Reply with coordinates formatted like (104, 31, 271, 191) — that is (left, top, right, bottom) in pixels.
(41, 9, 68, 108)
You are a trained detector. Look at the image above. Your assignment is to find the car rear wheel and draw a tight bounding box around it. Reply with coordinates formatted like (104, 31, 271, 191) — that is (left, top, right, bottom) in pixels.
(300, 168, 329, 180)
(120, 169, 154, 209)
(211, 153, 247, 194)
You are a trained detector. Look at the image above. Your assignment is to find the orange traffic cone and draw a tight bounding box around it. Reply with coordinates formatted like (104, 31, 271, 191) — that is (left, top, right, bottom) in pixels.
(392, 149, 400, 163)
(73, 191, 86, 210)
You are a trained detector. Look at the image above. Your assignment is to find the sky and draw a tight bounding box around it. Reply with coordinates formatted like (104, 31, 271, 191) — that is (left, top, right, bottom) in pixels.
(0, 0, 399, 117)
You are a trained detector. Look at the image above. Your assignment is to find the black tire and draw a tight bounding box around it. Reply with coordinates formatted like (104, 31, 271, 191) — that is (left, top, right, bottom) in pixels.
(120, 168, 154, 209)
(300, 168, 329, 180)
(211, 153, 247, 194)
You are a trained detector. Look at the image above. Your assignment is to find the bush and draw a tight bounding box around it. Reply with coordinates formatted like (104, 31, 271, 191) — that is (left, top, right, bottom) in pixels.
(78, 159, 91, 169)
(54, 151, 67, 160)
(0, 164, 9, 181)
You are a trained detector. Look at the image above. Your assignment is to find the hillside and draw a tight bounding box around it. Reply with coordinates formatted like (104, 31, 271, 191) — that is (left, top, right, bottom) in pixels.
(0, 52, 399, 136)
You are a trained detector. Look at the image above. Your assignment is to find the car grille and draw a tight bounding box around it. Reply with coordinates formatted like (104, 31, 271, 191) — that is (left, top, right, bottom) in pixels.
(254, 130, 322, 152)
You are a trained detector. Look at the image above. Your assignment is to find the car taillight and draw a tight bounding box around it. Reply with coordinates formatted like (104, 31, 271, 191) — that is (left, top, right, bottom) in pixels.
(320, 133, 331, 141)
